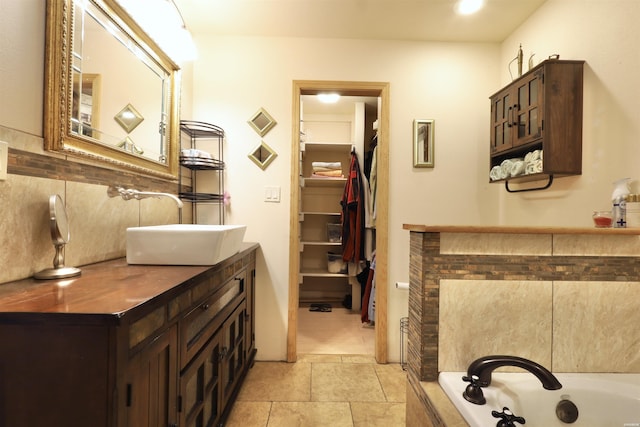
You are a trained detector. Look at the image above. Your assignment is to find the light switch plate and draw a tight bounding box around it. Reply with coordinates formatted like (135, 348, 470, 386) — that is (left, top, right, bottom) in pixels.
(264, 186, 281, 203)
(0, 141, 8, 180)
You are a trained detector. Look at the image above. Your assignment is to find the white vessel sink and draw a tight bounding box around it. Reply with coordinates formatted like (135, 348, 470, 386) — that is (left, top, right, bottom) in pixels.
(126, 224, 247, 265)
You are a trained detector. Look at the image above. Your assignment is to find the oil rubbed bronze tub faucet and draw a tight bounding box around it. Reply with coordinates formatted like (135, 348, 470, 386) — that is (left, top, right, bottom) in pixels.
(462, 355, 562, 405)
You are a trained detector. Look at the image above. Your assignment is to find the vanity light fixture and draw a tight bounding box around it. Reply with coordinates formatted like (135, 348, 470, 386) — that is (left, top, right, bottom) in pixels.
(317, 93, 341, 103)
(116, 0, 197, 62)
(456, 0, 484, 15)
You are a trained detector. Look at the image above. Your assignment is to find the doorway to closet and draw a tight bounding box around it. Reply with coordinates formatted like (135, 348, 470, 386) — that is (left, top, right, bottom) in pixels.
(287, 80, 389, 363)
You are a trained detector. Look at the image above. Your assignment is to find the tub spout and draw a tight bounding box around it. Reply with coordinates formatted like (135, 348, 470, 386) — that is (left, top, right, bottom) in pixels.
(467, 355, 562, 389)
(462, 355, 561, 405)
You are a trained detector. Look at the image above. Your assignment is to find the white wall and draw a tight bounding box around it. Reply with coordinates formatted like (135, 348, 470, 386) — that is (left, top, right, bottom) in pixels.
(188, 36, 500, 361)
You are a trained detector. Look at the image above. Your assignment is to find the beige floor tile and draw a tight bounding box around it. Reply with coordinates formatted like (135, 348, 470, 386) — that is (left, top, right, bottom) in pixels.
(268, 402, 354, 427)
(311, 363, 386, 402)
(351, 402, 406, 427)
(375, 364, 407, 403)
(237, 362, 311, 401)
(225, 401, 271, 427)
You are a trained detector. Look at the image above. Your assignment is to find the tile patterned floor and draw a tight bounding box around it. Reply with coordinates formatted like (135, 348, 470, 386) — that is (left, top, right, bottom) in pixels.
(225, 307, 406, 426)
(226, 355, 407, 427)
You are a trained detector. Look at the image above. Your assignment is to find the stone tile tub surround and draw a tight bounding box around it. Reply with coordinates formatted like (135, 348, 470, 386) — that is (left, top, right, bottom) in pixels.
(403, 225, 640, 426)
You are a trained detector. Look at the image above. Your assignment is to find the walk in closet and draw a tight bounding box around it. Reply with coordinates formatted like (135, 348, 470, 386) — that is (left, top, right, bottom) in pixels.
(297, 95, 378, 315)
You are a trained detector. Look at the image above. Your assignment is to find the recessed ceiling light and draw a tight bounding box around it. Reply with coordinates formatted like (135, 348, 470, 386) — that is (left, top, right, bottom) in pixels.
(317, 93, 340, 103)
(456, 0, 484, 15)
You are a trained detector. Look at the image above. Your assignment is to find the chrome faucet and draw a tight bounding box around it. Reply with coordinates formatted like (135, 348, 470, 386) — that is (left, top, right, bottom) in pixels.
(107, 185, 183, 223)
(462, 355, 562, 405)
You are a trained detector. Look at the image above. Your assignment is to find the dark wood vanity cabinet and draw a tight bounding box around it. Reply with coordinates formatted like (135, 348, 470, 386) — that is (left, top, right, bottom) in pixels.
(0, 243, 258, 427)
(490, 59, 584, 182)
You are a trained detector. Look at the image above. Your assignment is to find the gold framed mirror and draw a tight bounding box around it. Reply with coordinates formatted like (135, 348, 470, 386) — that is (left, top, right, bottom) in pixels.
(114, 103, 144, 133)
(44, 0, 181, 178)
(248, 141, 277, 170)
(248, 108, 277, 137)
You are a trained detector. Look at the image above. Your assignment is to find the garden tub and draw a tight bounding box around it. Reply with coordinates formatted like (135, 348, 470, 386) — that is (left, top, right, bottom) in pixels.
(439, 372, 640, 427)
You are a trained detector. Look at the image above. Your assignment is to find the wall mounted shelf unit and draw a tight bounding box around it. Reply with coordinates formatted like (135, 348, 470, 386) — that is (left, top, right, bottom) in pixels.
(179, 120, 225, 224)
(489, 59, 584, 192)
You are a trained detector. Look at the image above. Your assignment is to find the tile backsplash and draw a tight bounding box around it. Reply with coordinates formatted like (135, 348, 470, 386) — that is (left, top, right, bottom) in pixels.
(0, 128, 182, 284)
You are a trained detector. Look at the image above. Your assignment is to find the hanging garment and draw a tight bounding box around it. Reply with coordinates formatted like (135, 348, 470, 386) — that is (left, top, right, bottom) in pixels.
(341, 151, 365, 264)
(369, 145, 378, 228)
(361, 254, 376, 323)
(364, 133, 378, 180)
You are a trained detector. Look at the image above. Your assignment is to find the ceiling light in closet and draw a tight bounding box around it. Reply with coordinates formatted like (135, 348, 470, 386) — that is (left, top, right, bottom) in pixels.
(456, 0, 484, 15)
(317, 93, 341, 103)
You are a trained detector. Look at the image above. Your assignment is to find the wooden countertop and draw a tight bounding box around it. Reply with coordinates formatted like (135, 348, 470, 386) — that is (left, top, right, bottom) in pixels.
(0, 243, 259, 322)
(402, 224, 640, 235)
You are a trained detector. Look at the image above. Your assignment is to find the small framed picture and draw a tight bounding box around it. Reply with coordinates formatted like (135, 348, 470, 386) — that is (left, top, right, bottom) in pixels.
(413, 119, 434, 168)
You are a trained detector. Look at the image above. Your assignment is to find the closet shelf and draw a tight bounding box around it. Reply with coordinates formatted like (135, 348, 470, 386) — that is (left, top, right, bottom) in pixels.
(300, 211, 341, 216)
(300, 269, 349, 278)
(300, 241, 342, 247)
(302, 141, 354, 152)
(302, 177, 347, 187)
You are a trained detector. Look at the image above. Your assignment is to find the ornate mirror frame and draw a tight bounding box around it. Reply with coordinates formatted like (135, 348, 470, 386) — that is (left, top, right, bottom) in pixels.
(44, 0, 181, 179)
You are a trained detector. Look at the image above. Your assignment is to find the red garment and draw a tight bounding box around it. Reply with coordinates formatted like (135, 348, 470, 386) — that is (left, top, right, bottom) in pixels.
(341, 152, 364, 264)
(361, 267, 375, 323)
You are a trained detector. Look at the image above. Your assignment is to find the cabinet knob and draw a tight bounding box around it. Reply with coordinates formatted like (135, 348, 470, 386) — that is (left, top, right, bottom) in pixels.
(201, 303, 210, 310)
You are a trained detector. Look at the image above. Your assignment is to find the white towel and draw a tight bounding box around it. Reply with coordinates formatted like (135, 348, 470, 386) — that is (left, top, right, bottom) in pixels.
(524, 149, 541, 163)
(500, 159, 513, 179)
(181, 148, 212, 159)
(511, 160, 526, 177)
(525, 159, 543, 174)
(489, 165, 502, 181)
(500, 158, 523, 179)
(312, 161, 341, 170)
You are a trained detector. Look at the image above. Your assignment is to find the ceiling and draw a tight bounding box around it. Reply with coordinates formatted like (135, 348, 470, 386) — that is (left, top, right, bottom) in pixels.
(174, 0, 547, 43)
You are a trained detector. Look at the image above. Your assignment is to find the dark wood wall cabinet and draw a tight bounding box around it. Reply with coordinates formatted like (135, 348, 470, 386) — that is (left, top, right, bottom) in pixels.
(489, 59, 584, 192)
(0, 243, 258, 427)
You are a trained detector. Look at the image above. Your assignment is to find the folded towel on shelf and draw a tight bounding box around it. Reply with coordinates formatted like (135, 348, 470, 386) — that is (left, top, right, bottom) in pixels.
(312, 161, 342, 170)
(312, 170, 344, 178)
(181, 148, 212, 159)
(489, 165, 502, 181)
(511, 160, 526, 177)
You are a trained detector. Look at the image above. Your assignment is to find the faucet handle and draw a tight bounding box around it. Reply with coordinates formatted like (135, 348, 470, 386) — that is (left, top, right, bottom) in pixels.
(491, 407, 526, 427)
(462, 375, 486, 405)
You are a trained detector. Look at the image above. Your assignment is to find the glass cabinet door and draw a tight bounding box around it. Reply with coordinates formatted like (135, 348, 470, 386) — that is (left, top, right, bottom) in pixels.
(490, 90, 512, 154)
(514, 69, 543, 146)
